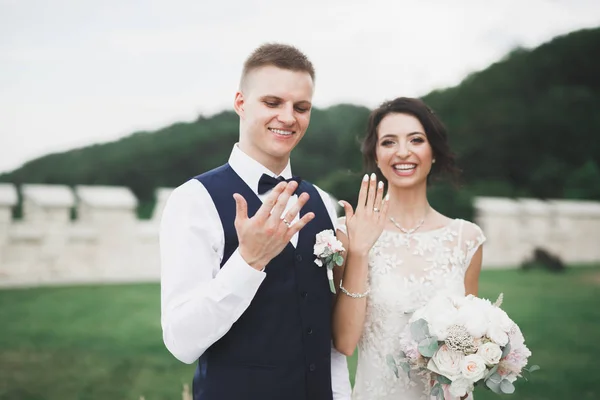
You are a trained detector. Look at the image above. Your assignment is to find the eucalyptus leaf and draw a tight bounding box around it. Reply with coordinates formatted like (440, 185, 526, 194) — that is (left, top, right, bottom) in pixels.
(386, 354, 399, 378)
(488, 373, 503, 384)
(528, 365, 540, 373)
(484, 364, 499, 381)
(500, 379, 515, 394)
(385, 354, 396, 367)
(410, 319, 430, 342)
(398, 350, 406, 360)
(418, 336, 439, 357)
(502, 341, 512, 358)
(430, 384, 442, 397)
(437, 374, 452, 385)
(486, 379, 502, 394)
(334, 254, 344, 266)
(400, 362, 411, 375)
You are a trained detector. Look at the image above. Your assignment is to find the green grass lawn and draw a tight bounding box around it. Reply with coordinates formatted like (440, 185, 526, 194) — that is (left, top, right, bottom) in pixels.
(0, 266, 598, 400)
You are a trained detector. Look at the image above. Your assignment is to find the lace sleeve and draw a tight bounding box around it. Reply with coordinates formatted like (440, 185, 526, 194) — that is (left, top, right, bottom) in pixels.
(463, 221, 486, 267)
(336, 216, 348, 236)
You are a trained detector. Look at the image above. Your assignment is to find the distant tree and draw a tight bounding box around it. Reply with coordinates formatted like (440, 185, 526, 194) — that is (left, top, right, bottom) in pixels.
(564, 160, 600, 200)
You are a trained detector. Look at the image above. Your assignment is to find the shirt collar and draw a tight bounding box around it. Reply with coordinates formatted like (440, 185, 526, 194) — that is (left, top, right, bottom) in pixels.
(228, 144, 293, 195)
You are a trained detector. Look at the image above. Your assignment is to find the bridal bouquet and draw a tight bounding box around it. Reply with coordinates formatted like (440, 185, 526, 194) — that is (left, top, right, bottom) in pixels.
(389, 293, 538, 399)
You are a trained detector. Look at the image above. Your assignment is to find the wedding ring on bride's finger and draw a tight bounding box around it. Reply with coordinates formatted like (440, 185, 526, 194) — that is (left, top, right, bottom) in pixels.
(282, 218, 291, 228)
(373, 207, 380, 213)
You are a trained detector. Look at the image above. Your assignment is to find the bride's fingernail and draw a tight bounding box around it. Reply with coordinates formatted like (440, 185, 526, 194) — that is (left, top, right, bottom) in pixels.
(363, 174, 368, 182)
(338, 201, 345, 207)
(370, 173, 376, 181)
(385, 194, 390, 201)
(378, 181, 384, 189)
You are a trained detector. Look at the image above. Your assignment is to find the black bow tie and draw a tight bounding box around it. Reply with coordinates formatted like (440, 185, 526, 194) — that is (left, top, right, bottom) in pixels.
(258, 174, 302, 195)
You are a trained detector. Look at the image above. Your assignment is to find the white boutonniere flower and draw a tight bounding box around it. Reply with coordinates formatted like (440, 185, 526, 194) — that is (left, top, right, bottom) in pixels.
(313, 229, 345, 293)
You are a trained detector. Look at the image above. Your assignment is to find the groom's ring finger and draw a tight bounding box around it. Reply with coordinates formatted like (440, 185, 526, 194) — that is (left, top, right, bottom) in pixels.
(281, 193, 309, 226)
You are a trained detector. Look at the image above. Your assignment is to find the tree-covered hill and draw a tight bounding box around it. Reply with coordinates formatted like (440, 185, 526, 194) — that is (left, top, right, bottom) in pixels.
(3, 27, 599, 217)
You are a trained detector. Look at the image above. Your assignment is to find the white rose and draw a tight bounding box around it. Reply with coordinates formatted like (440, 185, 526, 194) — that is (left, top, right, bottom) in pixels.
(449, 378, 473, 398)
(428, 345, 464, 381)
(487, 324, 509, 346)
(477, 342, 502, 365)
(461, 354, 487, 382)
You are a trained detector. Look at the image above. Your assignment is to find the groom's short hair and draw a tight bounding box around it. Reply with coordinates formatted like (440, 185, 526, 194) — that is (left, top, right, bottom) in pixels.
(240, 43, 315, 89)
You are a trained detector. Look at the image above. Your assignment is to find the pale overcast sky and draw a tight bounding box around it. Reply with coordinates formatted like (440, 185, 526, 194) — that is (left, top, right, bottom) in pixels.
(1, 0, 599, 173)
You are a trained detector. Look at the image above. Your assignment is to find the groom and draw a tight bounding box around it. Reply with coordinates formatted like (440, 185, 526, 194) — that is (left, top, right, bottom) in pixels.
(159, 43, 351, 400)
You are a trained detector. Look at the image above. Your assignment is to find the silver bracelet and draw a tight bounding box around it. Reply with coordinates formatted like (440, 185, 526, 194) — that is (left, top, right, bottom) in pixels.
(339, 279, 370, 298)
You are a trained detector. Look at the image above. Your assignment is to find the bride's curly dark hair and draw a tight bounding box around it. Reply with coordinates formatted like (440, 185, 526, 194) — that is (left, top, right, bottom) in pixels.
(361, 97, 461, 186)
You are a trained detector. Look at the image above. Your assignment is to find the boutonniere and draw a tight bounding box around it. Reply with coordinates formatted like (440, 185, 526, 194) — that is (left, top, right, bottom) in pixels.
(313, 229, 345, 293)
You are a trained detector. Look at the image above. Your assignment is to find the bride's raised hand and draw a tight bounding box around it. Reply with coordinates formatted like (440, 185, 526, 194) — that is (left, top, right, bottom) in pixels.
(338, 173, 389, 256)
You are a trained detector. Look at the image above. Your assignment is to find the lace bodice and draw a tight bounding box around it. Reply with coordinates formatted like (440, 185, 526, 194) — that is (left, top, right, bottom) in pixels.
(338, 218, 486, 400)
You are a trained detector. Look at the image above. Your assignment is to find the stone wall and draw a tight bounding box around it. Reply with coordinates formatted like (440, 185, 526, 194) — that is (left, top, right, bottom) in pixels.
(0, 184, 598, 287)
(0, 183, 172, 287)
(475, 197, 600, 267)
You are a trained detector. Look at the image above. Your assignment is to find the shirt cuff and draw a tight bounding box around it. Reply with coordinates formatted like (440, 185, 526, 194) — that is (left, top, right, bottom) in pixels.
(215, 249, 266, 297)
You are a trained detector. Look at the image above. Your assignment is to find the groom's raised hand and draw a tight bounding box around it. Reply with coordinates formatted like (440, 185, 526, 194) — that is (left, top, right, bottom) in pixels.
(233, 181, 314, 271)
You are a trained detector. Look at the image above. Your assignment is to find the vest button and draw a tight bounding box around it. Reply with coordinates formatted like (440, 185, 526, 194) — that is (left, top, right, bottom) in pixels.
(301, 291, 308, 298)
(307, 328, 313, 335)
(296, 254, 303, 262)
(309, 363, 316, 372)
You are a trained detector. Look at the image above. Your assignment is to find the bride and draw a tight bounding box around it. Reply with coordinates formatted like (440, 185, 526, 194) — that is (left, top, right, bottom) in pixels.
(333, 97, 486, 400)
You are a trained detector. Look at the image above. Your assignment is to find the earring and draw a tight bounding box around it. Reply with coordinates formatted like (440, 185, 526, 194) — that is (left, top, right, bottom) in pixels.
(432, 159, 436, 164)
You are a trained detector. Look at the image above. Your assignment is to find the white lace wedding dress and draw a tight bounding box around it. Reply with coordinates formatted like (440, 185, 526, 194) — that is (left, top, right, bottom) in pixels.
(338, 218, 486, 400)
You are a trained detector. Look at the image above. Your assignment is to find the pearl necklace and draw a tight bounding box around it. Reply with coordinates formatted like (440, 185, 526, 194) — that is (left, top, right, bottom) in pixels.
(389, 217, 425, 237)
(389, 205, 430, 244)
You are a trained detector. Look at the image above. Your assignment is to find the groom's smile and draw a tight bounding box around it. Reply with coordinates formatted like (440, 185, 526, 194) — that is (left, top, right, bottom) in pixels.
(268, 127, 296, 137)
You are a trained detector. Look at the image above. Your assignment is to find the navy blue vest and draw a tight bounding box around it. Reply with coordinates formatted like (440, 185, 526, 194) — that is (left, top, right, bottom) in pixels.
(193, 164, 335, 400)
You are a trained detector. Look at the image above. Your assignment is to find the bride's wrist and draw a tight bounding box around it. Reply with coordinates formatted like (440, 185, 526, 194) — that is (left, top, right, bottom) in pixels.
(347, 247, 371, 259)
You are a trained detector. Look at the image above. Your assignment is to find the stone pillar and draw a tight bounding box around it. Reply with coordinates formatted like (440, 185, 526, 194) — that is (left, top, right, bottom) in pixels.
(75, 185, 138, 281)
(21, 184, 75, 284)
(0, 184, 18, 282)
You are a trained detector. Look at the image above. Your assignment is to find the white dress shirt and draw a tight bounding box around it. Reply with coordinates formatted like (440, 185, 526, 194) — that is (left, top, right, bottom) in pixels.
(160, 144, 351, 399)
